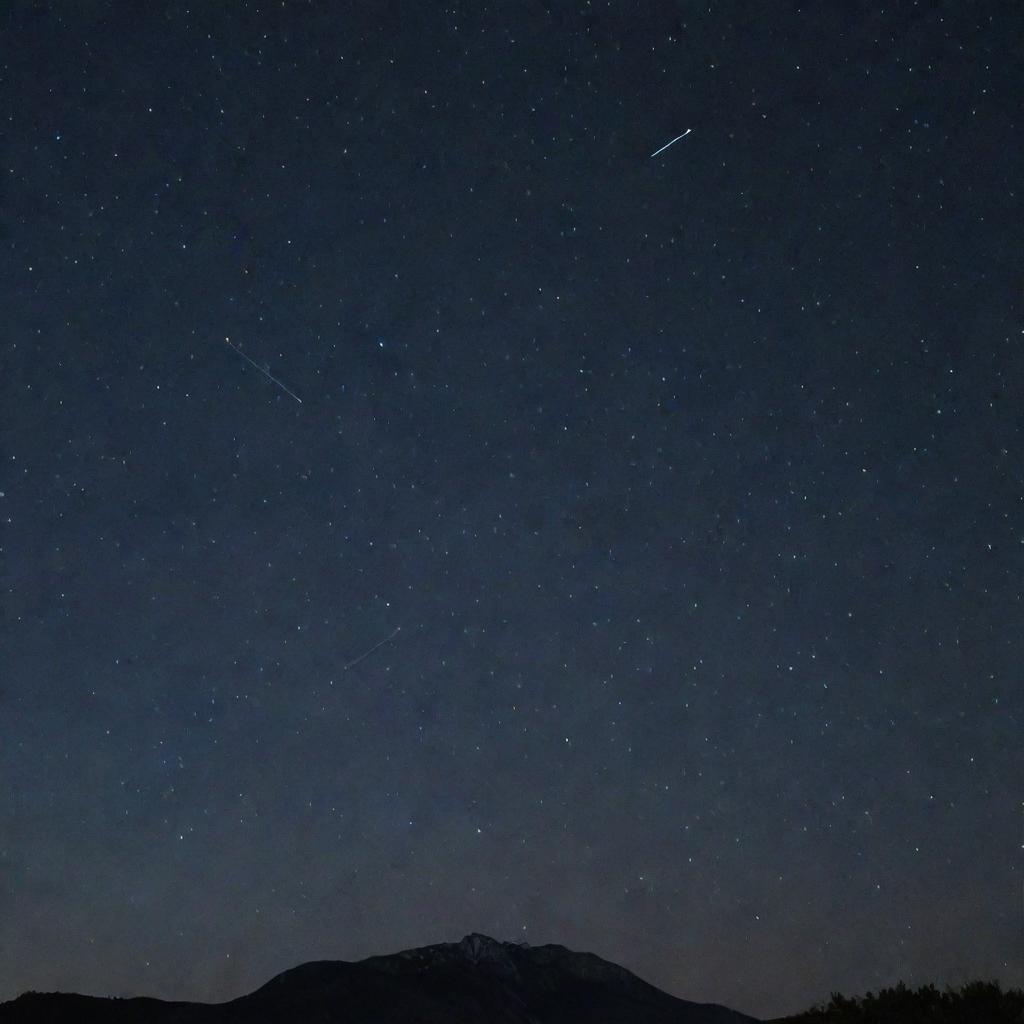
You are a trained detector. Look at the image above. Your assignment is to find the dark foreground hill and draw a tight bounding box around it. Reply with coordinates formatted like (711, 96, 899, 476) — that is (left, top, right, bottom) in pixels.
(0, 932, 759, 1024)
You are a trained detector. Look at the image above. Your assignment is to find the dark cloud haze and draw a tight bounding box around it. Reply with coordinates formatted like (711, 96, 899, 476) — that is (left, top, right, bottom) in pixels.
(3, 3, 1022, 1018)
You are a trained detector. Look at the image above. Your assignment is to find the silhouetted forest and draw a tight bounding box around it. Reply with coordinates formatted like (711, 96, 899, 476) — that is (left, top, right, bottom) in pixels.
(780, 980, 1024, 1023)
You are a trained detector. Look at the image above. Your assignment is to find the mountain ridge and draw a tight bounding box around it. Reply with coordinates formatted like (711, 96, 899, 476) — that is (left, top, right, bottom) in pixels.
(0, 932, 760, 1023)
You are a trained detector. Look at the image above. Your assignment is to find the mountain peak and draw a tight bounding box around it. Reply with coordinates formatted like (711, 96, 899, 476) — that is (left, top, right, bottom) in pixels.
(457, 932, 516, 963)
(1, 935, 761, 1024)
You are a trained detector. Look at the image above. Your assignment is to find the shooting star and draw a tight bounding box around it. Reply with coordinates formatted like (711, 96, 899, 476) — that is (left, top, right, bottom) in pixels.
(224, 336, 303, 403)
(650, 128, 691, 158)
(342, 625, 402, 671)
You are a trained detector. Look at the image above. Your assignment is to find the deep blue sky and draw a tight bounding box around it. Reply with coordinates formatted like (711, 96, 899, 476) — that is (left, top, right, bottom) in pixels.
(3, 2, 1022, 1018)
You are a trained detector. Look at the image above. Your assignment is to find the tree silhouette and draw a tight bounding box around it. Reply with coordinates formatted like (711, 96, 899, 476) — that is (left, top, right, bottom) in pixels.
(783, 979, 1024, 1023)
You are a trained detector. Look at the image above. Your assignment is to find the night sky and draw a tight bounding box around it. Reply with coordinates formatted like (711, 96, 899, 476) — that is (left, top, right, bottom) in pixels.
(3, 2, 1023, 1019)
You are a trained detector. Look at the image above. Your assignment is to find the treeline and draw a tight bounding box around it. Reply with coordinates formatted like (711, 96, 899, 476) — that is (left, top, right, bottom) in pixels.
(785, 980, 1024, 1023)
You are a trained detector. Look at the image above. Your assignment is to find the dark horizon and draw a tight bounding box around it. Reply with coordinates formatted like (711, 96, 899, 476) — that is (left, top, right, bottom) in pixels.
(3, 932, 1023, 1023)
(0, 932, 762, 1023)
(4, 2, 1022, 1019)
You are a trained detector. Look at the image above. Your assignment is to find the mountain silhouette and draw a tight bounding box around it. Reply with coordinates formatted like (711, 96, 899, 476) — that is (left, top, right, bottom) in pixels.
(0, 932, 759, 1023)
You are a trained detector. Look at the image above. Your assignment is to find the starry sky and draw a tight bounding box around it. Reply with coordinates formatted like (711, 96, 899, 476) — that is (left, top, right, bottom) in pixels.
(3, 2, 1022, 1019)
